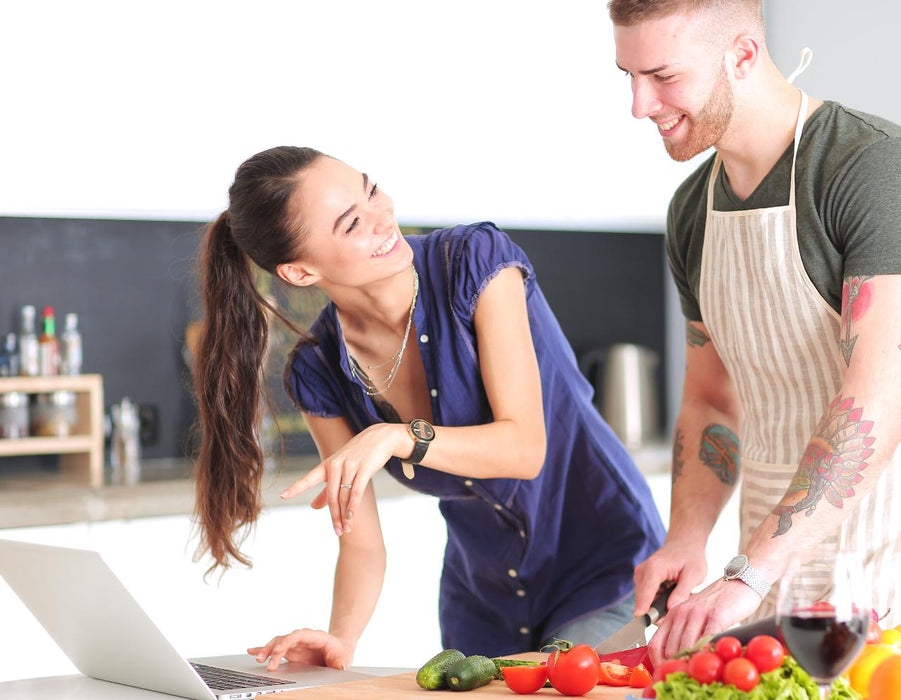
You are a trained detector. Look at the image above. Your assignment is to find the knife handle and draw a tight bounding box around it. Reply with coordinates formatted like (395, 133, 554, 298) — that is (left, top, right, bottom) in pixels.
(646, 580, 676, 625)
(711, 615, 779, 643)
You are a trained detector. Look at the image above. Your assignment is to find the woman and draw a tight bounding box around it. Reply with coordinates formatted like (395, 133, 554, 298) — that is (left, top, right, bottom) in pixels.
(193, 146, 665, 671)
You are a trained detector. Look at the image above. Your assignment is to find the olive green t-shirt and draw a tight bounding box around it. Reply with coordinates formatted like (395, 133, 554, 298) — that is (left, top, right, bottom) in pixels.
(667, 100, 901, 322)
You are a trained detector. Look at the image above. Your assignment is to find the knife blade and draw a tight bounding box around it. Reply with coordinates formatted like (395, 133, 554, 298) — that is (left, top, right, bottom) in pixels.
(594, 581, 675, 655)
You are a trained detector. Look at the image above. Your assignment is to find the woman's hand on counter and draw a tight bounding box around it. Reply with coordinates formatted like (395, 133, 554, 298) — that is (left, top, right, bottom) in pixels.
(248, 627, 354, 671)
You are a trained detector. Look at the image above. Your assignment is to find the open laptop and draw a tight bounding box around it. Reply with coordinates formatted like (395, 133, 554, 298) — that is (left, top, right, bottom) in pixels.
(0, 539, 372, 699)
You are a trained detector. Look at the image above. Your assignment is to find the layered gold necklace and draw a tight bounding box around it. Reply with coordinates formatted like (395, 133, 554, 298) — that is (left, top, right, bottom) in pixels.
(346, 266, 419, 396)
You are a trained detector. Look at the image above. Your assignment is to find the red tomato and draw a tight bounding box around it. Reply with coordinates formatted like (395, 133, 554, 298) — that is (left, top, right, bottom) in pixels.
(745, 635, 785, 673)
(629, 663, 653, 688)
(652, 658, 689, 683)
(641, 685, 657, 698)
(546, 643, 600, 696)
(722, 657, 761, 692)
(688, 651, 724, 684)
(714, 636, 743, 662)
(596, 661, 631, 687)
(502, 665, 549, 694)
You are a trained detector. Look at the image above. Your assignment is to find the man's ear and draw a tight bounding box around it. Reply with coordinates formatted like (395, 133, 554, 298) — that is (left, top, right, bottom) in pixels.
(276, 262, 321, 287)
(730, 34, 760, 79)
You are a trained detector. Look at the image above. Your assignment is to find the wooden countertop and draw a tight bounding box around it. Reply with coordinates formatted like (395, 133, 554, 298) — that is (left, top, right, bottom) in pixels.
(265, 654, 636, 699)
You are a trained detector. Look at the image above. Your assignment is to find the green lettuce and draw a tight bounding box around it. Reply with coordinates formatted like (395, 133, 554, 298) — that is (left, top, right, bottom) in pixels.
(653, 656, 861, 699)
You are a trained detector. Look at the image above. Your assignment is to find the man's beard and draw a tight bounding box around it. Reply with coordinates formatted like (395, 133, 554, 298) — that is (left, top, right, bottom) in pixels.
(665, 64, 735, 162)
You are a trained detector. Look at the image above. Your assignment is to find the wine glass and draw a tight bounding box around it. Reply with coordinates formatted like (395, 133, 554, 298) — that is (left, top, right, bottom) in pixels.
(776, 552, 870, 697)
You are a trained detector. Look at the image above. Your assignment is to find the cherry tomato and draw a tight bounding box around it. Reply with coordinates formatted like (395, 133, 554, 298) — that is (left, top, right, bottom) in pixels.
(714, 635, 743, 662)
(501, 665, 549, 694)
(596, 661, 631, 687)
(868, 618, 885, 644)
(722, 657, 761, 691)
(745, 635, 785, 673)
(546, 643, 600, 696)
(629, 663, 653, 688)
(641, 685, 657, 698)
(652, 657, 689, 683)
(688, 651, 723, 684)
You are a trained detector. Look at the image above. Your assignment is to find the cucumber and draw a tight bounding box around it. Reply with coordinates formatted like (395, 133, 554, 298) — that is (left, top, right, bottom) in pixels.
(490, 657, 542, 680)
(416, 648, 466, 689)
(446, 655, 498, 691)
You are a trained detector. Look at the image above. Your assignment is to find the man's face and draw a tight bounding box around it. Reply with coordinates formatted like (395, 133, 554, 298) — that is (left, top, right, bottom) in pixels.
(613, 12, 735, 162)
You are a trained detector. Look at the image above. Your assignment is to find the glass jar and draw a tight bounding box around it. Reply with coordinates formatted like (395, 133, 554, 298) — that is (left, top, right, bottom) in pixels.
(0, 392, 29, 438)
(30, 391, 78, 437)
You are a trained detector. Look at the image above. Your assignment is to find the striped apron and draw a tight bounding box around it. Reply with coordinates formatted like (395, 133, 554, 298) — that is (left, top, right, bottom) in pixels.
(698, 92, 900, 624)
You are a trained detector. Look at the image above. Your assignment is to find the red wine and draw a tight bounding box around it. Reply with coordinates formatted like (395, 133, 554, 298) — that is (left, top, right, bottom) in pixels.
(780, 611, 868, 680)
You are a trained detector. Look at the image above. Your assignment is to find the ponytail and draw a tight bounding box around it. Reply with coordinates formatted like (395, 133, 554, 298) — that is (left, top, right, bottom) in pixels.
(194, 212, 271, 574)
(192, 146, 323, 575)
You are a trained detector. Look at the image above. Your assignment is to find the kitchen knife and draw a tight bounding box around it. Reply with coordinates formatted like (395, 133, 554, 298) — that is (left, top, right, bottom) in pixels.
(594, 581, 675, 655)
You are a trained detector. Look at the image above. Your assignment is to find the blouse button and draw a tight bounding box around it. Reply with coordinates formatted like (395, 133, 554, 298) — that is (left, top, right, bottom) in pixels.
(464, 479, 473, 487)
(516, 589, 527, 598)
(519, 530, 527, 539)
(493, 503, 503, 511)
(419, 334, 429, 343)
(430, 388, 438, 397)
(507, 569, 518, 578)
(519, 626, 530, 635)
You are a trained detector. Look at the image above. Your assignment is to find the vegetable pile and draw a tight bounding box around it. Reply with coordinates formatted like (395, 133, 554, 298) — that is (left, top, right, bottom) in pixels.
(648, 633, 859, 699)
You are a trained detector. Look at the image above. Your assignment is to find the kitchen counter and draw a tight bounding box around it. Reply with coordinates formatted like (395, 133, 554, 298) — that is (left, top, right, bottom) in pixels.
(0, 442, 673, 530)
(0, 455, 413, 530)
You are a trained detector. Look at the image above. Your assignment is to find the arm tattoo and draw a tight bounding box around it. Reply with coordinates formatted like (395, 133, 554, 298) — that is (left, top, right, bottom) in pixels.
(687, 323, 711, 348)
(699, 424, 740, 485)
(771, 394, 874, 537)
(839, 275, 873, 366)
(672, 428, 686, 481)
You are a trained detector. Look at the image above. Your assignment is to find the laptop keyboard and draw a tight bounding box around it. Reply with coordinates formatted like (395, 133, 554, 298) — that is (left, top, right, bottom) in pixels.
(191, 662, 296, 691)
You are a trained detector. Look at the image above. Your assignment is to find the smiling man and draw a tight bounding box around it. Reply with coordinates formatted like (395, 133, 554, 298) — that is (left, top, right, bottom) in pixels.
(608, 0, 901, 664)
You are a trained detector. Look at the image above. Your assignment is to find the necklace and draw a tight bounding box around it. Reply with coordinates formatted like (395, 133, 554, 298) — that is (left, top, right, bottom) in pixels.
(346, 266, 419, 396)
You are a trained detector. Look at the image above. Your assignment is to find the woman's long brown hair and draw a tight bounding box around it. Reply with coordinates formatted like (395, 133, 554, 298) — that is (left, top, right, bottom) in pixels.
(194, 146, 322, 574)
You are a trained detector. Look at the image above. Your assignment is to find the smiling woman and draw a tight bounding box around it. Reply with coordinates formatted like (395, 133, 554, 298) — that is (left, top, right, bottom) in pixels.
(191, 144, 665, 673)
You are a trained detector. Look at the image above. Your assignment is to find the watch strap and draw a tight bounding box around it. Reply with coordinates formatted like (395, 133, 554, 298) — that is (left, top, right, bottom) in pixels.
(408, 439, 429, 465)
(725, 556, 772, 599)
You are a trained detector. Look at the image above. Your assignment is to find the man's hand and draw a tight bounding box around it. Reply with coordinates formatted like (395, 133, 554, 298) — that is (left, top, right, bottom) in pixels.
(634, 540, 707, 618)
(648, 579, 763, 665)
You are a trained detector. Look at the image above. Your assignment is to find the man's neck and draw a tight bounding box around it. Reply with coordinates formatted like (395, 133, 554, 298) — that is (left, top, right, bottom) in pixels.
(717, 76, 819, 201)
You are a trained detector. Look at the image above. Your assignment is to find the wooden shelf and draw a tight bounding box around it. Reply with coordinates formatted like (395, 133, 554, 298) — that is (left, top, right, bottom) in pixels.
(0, 374, 104, 487)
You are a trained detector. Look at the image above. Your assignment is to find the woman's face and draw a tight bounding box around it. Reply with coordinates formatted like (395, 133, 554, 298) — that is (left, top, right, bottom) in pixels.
(288, 156, 413, 287)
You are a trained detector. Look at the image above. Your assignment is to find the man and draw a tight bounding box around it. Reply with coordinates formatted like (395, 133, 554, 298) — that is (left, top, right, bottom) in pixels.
(608, 0, 901, 663)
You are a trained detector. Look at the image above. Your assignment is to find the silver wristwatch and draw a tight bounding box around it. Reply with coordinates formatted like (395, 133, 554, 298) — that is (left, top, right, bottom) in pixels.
(723, 554, 772, 599)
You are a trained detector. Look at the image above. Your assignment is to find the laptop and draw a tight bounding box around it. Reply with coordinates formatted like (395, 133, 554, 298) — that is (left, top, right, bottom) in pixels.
(0, 539, 372, 699)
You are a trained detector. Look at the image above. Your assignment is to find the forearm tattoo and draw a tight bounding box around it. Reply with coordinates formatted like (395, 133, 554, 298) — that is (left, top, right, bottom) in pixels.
(771, 394, 874, 537)
(839, 275, 873, 367)
(687, 323, 711, 348)
(699, 424, 740, 485)
(672, 428, 686, 481)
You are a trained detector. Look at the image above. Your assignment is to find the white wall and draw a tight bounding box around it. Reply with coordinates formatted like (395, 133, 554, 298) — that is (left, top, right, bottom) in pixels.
(1, 0, 697, 231)
(765, 0, 901, 123)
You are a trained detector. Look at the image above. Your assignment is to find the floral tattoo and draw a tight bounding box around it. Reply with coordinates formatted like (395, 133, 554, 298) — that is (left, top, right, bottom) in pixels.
(839, 275, 873, 366)
(772, 395, 874, 537)
(699, 424, 740, 485)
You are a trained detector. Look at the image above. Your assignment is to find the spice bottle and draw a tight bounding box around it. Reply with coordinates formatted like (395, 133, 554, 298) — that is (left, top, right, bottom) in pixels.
(38, 306, 60, 376)
(60, 313, 83, 375)
(18, 305, 40, 377)
(0, 334, 19, 377)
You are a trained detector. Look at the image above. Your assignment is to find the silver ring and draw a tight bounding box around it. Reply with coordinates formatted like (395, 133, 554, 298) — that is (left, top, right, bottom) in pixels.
(340, 483, 353, 489)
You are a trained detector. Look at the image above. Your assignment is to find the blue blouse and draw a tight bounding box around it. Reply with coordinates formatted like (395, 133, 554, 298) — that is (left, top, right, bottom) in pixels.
(287, 223, 665, 656)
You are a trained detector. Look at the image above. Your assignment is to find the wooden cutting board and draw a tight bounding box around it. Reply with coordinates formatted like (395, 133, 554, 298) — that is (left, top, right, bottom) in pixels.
(261, 653, 636, 699)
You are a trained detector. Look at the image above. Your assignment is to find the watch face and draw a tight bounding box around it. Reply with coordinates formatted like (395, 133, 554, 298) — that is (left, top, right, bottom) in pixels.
(410, 419, 435, 442)
(725, 554, 748, 577)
